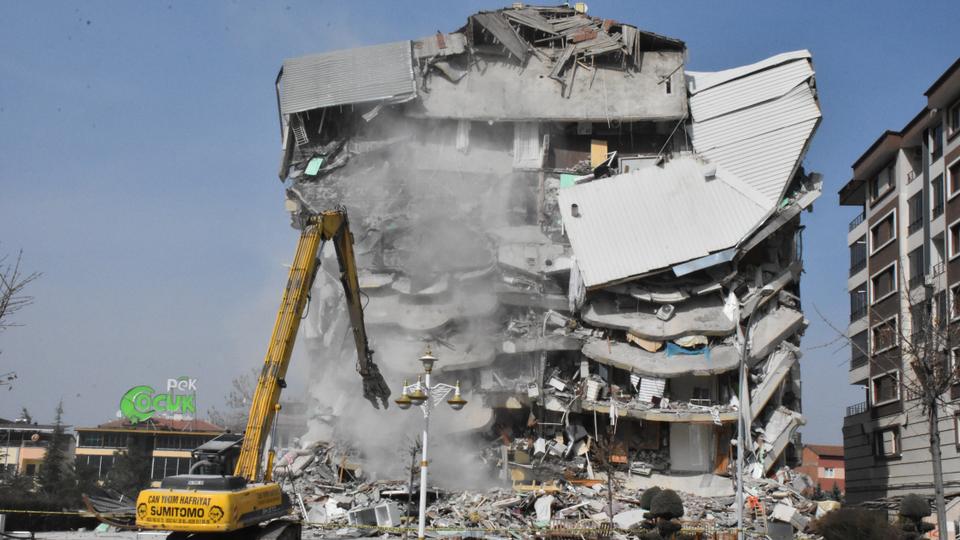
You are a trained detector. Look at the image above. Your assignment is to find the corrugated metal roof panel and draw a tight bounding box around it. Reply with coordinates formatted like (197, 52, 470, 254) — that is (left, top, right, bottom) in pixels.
(280, 41, 416, 115)
(558, 157, 768, 288)
(689, 59, 814, 122)
(689, 52, 821, 204)
(687, 50, 812, 94)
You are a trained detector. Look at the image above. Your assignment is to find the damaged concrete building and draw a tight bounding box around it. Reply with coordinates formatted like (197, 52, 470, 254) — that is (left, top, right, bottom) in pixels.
(274, 5, 822, 485)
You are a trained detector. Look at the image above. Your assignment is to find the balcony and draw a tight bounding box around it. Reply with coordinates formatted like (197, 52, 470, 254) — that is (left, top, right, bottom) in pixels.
(850, 305, 867, 322)
(851, 353, 868, 370)
(908, 217, 923, 235)
(909, 273, 925, 289)
(933, 202, 944, 218)
(849, 210, 866, 232)
(850, 258, 866, 276)
(846, 401, 868, 417)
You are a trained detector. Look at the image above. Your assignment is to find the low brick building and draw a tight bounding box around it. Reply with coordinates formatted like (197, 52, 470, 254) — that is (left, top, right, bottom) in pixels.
(798, 444, 845, 494)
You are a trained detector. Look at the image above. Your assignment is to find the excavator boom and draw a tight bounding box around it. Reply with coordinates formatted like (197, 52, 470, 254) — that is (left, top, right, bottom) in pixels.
(234, 208, 390, 481)
(134, 208, 389, 537)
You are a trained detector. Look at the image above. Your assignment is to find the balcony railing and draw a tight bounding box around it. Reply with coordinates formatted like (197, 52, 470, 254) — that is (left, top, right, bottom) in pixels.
(846, 401, 868, 417)
(851, 305, 868, 322)
(849, 210, 866, 232)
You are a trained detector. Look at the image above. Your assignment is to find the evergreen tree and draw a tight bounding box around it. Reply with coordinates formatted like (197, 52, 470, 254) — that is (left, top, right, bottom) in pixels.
(37, 400, 69, 495)
(105, 435, 152, 496)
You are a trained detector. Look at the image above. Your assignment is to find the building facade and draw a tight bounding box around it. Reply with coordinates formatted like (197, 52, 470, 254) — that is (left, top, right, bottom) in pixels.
(840, 58, 960, 503)
(75, 417, 223, 482)
(797, 444, 845, 494)
(0, 417, 58, 477)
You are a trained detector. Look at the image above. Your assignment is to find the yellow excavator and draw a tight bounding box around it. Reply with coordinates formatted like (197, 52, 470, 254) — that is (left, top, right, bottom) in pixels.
(133, 207, 391, 539)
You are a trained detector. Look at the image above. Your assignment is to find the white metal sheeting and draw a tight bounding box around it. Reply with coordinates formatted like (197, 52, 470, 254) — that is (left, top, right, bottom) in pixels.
(558, 157, 768, 289)
(688, 51, 820, 204)
(686, 50, 812, 94)
(280, 41, 416, 115)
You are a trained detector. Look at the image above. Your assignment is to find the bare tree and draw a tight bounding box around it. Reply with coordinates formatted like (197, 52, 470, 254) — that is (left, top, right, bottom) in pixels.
(0, 249, 40, 337)
(208, 367, 259, 430)
(823, 264, 960, 535)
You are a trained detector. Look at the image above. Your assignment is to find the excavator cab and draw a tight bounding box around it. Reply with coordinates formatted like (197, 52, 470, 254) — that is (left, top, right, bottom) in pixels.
(188, 433, 244, 476)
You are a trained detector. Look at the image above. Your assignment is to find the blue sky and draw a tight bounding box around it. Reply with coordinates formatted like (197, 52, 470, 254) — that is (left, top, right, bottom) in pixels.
(0, 1, 957, 444)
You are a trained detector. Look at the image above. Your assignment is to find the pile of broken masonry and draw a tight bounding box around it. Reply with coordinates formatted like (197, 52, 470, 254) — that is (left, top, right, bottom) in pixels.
(275, 440, 835, 538)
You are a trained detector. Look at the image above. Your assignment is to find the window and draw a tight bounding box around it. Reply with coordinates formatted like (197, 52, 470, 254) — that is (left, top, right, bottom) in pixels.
(872, 371, 901, 406)
(951, 347, 960, 375)
(933, 175, 945, 218)
(876, 428, 900, 458)
(870, 162, 895, 201)
(870, 263, 897, 304)
(871, 317, 899, 354)
(950, 161, 960, 199)
(949, 102, 960, 137)
(79, 432, 102, 447)
(908, 248, 924, 288)
(850, 287, 868, 321)
(870, 210, 896, 253)
(908, 194, 924, 233)
(850, 236, 867, 274)
(851, 330, 868, 369)
(822, 467, 836, 478)
(936, 290, 948, 328)
(25, 464, 37, 476)
(950, 219, 960, 260)
(952, 284, 960, 321)
(932, 124, 944, 160)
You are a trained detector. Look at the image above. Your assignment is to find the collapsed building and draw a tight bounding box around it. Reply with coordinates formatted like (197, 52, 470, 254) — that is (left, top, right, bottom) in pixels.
(275, 5, 822, 487)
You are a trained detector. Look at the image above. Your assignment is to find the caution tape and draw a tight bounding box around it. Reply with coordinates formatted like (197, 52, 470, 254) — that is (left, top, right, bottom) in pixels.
(0, 509, 120, 517)
(0, 509, 747, 535)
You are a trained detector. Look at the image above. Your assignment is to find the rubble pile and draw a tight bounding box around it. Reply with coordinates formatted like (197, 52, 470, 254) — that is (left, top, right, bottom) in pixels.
(276, 438, 828, 538)
(271, 3, 824, 535)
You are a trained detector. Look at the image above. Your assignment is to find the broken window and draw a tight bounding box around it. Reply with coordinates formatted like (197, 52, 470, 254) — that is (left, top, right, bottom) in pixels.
(871, 316, 898, 354)
(876, 427, 900, 458)
(869, 209, 896, 253)
(870, 263, 896, 304)
(871, 371, 900, 406)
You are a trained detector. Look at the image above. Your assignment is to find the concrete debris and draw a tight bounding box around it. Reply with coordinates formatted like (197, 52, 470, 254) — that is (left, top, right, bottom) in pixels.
(282, 437, 824, 537)
(276, 3, 819, 531)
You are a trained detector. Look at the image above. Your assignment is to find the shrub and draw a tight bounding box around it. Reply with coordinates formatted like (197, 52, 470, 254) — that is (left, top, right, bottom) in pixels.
(649, 489, 684, 520)
(811, 507, 899, 540)
(639, 486, 662, 510)
(899, 494, 931, 520)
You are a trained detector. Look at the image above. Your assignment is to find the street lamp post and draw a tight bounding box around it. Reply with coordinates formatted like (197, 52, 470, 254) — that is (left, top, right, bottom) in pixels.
(736, 286, 774, 540)
(394, 347, 467, 540)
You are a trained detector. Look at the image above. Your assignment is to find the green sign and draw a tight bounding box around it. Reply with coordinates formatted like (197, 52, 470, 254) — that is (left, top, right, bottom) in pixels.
(120, 377, 197, 424)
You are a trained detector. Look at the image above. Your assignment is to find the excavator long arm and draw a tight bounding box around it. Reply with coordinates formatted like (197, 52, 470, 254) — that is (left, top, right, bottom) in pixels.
(233, 209, 390, 482)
